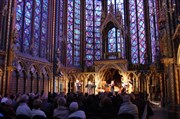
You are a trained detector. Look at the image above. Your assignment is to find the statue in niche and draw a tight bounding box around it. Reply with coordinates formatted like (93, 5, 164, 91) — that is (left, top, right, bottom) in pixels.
(11, 30, 19, 66)
(55, 49, 62, 76)
(158, 6, 168, 58)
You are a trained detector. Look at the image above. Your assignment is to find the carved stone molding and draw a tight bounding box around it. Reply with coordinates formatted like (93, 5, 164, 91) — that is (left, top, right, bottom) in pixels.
(94, 59, 127, 65)
(100, 12, 123, 33)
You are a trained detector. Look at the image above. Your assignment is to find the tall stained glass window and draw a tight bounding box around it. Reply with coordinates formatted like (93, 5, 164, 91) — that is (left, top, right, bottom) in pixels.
(15, 0, 48, 58)
(41, 0, 48, 58)
(23, 0, 32, 54)
(85, 0, 102, 66)
(67, 0, 81, 66)
(149, 0, 158, 62)
(55, 0, 64, 62)
(129, 0, 146, 64)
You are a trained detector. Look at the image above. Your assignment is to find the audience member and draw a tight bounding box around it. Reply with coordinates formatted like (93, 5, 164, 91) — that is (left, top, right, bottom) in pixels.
(31, 99, 47, 118)
(118, 95, 139, 119)
(68, 102, 86, 119)
(16, 94, 31, 118)
(53, 97, 69, 119)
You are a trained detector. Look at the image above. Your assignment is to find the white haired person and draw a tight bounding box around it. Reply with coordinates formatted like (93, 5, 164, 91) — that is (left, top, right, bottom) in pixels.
(16, 94, 31, 118)
(68, 102, 86, 119)
(118, 95, 139, 119)
(53, 97, 70, 119)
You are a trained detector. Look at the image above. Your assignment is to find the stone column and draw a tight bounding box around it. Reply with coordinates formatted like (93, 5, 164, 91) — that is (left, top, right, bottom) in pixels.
(161, 58, 175, 104)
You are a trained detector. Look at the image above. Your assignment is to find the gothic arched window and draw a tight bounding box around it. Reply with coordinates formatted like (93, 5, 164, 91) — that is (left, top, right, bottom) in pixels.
(15, 0, 48, 58)
(129, 0, 146, 64)
(67, 0, 81, 66)
(148, 0, 159, 62)
(55, 0, 64, 62)
(85, 0, 102, 66)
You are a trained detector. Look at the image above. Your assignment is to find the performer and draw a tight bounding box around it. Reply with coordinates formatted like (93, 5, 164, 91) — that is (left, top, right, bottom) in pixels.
(110, 80, 115, 94)
(75, 80, 82, 92)
(86, 81, 92, 94)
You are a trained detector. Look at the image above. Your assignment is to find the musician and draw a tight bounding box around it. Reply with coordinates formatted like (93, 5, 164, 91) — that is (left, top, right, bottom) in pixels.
(75, 80, 82, 92)
(110, 80, 115, 94)
(86, 81, 93, 94)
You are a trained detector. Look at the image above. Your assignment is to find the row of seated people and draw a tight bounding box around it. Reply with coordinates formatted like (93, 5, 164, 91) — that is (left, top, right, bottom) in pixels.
(0, 91, 153, 119)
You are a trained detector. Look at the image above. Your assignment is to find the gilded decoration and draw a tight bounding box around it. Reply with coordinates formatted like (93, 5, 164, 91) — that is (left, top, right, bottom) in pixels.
(161, 58, 174, 67)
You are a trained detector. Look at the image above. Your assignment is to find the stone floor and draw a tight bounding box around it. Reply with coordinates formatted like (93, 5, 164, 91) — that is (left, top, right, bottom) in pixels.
(149, 107, 180, 119)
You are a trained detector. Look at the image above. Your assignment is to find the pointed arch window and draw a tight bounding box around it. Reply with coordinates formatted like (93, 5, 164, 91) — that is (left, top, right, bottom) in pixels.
(129, 0, 146, 64)
(148, 0, 159, 62)
(15, 0, 48, 58)
(55, 0, 64, 62)
(67, 0, 81, 66)
(85, 0, 102, 66)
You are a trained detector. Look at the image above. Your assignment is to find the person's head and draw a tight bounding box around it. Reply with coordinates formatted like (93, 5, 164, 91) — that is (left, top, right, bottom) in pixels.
(1, 97, 12, 106)
(69, 102, 78, 112)
(57, 97, 66, 106)
(20, 94, 29, 103)
(123, 95, 131, 102)
(101, 97, 112, 107)
(33, 99, 42, 109)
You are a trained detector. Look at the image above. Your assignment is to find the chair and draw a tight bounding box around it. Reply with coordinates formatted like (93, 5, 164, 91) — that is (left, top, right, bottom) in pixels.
(32, 115, 47, 119)
(16, 114, 31, 119)
(118, 113, 134, 119)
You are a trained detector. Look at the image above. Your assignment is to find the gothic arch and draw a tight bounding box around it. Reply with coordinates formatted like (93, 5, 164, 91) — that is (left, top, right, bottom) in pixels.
(29, 64, 40, 75)
(98, 63, 124, 74)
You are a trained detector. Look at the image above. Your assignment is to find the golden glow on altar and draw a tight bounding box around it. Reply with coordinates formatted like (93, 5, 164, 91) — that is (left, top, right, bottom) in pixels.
(121, 75, 134, 93)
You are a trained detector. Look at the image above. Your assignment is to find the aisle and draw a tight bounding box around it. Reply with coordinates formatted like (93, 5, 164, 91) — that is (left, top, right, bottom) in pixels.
(149, 107, 168, 119)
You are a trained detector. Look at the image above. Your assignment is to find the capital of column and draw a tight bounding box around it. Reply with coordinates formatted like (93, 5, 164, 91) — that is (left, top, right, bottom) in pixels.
(177, 64, 180, 69)
(161, 58, 174, 67)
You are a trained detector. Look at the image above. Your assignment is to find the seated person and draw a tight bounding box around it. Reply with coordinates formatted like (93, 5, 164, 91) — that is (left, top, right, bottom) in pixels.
(31, 99, 47, 118)
(53, 97, 69, 119)
(16, 94, 31, 118)
(68, 102, 86, 119)
(118, 95, 138, 119)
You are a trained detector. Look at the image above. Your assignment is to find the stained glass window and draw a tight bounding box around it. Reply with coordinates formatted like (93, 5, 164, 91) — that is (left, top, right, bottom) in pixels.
(129, 0, 146, 64)
(55, 0, 64, 62)
(149, 0, 158, 62)
(67, 0, 81, 66)
(107, 0, 124, 15)
(34, 0, 41, 57)
(23, 0, 33, 54)
(15, 0, 23, 50)
(74, 0, 81, 66)
(41, 0, 48, 58)
(59, 0, 64, 62)
(15, 0, 48, 58)
(85, 0, 102, 66)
